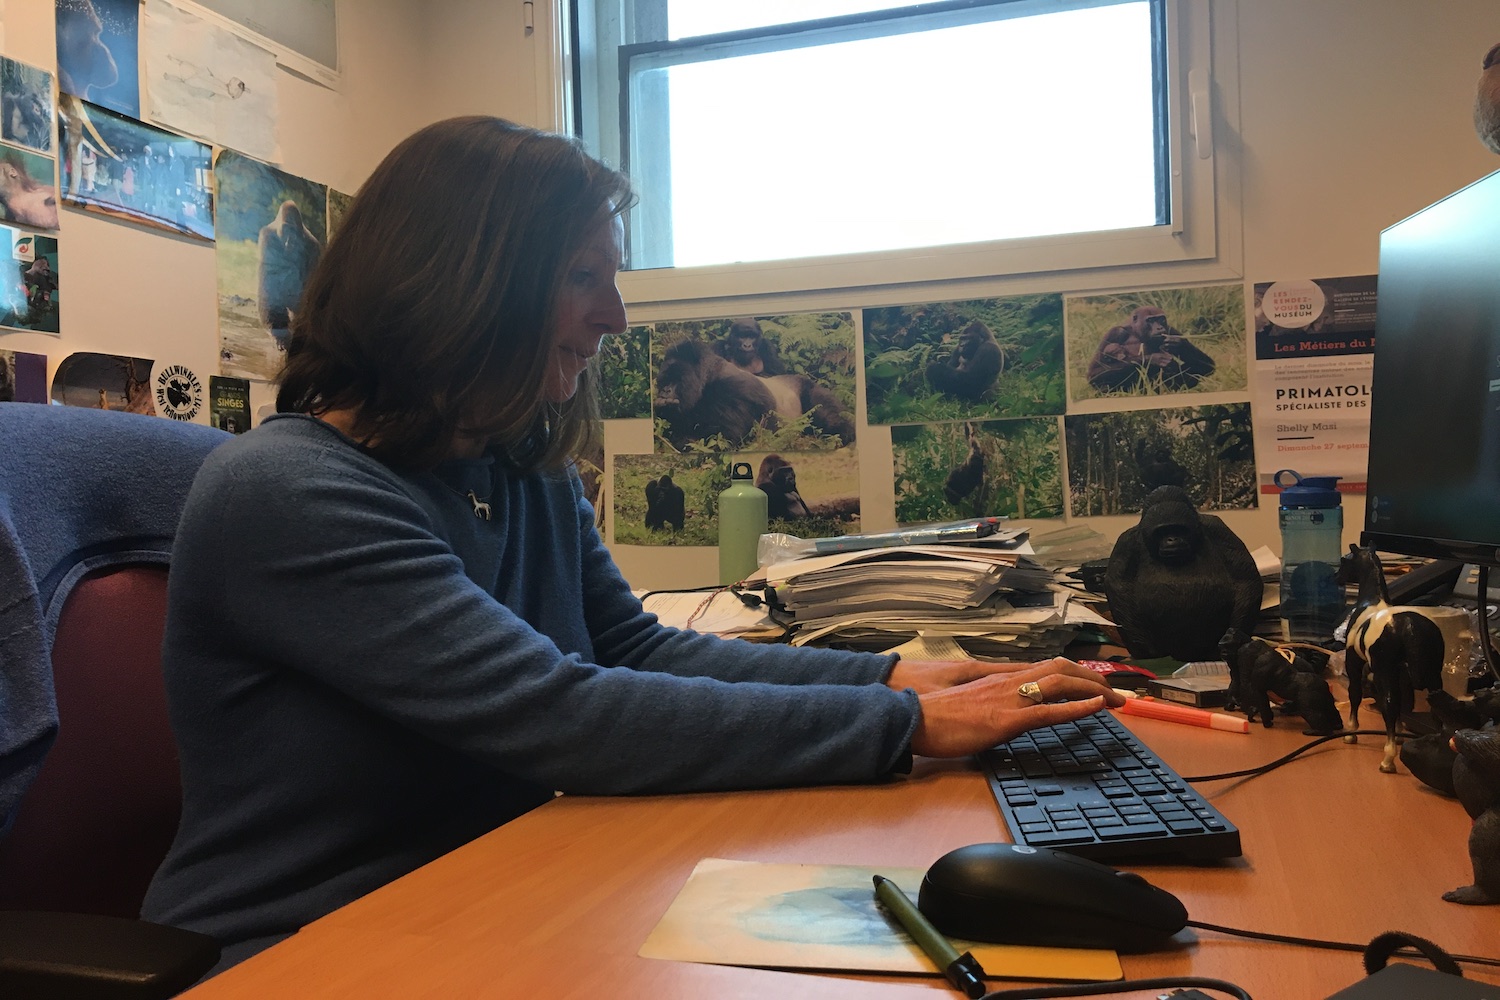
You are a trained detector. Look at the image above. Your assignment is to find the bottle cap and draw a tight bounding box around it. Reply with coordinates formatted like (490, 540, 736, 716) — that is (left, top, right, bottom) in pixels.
(1273, 469, 1342, 508)
(730, 461, 754, 481)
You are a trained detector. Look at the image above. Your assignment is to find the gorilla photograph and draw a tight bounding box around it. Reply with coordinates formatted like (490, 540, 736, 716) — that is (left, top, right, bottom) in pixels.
(613, 450, 860, 547)
(1064, 403, 1257, 517)
(1066, 284, 1246, 402)
(612, 453, 721, 547)
(862, 293, 1065, 425)
(596, 324, 652, 419)
(213, 149, 329, 381)
(651, 312, 857, 453)
(891, 418, 1064, 525)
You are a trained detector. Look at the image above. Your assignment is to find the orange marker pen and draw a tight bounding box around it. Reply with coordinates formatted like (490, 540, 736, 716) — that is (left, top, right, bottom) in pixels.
(1117, 695, 1249, 734)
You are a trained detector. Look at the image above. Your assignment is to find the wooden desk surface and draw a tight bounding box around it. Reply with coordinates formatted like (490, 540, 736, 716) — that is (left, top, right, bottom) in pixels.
(182, 715, 1500, 1000)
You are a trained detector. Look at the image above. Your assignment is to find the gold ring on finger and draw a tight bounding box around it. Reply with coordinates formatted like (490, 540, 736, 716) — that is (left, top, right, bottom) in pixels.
(1018, 680, 1045, 704)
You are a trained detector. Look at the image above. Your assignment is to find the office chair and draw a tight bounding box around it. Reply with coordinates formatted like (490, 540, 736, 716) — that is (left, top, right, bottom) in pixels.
(0, 403, 229, 998)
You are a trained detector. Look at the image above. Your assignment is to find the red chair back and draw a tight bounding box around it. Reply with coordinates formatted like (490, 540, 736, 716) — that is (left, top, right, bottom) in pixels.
(0, 565, 180, 918)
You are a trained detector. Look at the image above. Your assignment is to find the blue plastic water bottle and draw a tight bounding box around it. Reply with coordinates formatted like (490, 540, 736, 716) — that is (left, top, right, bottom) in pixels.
(718, 462, 767, 585)
(1275, 469, 1345, 643)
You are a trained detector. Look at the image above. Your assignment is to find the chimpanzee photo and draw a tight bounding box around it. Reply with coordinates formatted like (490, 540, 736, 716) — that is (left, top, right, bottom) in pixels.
(1103, 485, 1262, 661)
(927, 320, 1004, 401)
(755, 455, 810, 520)
(714, 317, 785, 376)
(1085, 306, 1217, 393)
(643, 474, 685, 531)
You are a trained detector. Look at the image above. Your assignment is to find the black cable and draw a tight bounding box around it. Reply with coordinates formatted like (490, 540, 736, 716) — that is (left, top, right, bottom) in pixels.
(1180, 729, 1407, 782)
(979, 976, 1251, 999)
(1478, 564, 1500, 683)
(638, 584, 724, 601)
(1187, 919, 1500, 970)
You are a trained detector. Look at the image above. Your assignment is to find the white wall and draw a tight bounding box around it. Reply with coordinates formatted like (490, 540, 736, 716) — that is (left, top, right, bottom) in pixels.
(1, 0, 430, 418)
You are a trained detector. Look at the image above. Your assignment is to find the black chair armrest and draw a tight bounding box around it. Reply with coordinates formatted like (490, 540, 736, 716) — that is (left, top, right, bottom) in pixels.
(0, 910, 219, 1000)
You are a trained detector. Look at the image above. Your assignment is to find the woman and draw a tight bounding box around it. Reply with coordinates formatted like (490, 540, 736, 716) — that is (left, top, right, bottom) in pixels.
(141, 117, 1122, 972)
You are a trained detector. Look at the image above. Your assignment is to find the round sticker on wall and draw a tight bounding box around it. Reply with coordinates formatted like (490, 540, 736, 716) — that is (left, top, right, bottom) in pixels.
(1262, 279, 1327, 329)
(155, 364, 204, 421)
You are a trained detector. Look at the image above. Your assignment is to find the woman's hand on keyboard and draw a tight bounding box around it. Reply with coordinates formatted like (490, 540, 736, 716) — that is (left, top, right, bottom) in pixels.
(888, 656, 1084, 695)
(907, 659, 1127, 759)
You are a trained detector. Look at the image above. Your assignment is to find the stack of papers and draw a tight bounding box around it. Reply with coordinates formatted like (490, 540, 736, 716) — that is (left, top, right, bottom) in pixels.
(761, 544, 1079, 658)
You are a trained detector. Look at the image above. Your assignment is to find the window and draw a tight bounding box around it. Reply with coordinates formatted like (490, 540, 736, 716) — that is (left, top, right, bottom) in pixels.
(570, 0, 1223, 301)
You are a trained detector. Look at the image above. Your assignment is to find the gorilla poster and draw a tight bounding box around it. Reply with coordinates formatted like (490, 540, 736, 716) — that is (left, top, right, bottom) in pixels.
(650, 312, 857, 454)
(1064, 403, 1258, 517)
(613, 450, 860, 548)
(892, 418, 1064, 525)
(0, 229, 61, 335)
(1065, 284, 1247, 403)
(56, 0, 141, 120)
(863, 293, 1065, 425)
(612, 453, 720, 547)
(213, 149, 328, 381)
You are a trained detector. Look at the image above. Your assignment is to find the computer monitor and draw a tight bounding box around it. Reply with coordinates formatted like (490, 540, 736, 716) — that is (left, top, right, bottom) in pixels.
(1363, 168, 1500, 568)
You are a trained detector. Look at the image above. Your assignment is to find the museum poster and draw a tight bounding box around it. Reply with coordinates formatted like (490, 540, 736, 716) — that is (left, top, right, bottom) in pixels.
(1251, 275, 1377, 493)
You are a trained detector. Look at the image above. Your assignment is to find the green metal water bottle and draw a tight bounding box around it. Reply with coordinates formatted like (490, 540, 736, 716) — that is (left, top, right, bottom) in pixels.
(718, 461, 767, 585)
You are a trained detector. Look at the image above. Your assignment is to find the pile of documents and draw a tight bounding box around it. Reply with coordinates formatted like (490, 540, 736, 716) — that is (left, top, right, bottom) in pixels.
(759, 544, 1086, 659)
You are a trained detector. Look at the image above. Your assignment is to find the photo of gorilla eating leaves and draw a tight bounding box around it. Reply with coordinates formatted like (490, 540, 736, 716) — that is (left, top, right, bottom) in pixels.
(863, 293, 1066, 425)
(1066, 284, 1247, 402)
(651, 312, 857, 453)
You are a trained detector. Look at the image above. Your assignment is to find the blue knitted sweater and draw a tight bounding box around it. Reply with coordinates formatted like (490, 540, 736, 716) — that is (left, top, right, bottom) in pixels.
(141, 415, 918, 971)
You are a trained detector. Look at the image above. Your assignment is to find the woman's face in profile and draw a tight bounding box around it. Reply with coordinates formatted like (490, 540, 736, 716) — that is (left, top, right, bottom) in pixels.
(543, 215, 627, 404)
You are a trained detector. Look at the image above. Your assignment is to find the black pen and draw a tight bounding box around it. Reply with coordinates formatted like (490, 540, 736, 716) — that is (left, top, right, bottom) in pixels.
(872, 874, 988, 998)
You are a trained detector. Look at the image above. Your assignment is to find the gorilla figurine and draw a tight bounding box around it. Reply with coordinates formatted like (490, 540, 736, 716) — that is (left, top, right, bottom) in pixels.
(1445, 726, 1500, 905)
(1104, 486, 1262, 662)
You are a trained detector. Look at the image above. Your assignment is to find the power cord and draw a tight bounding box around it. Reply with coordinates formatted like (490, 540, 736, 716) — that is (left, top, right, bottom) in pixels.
(1186, 920, 1500, 970)
(1179, 729, 1412, 782)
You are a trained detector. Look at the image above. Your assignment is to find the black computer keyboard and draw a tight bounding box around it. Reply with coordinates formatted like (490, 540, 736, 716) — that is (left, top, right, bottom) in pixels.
(977, 709, 1241, 862)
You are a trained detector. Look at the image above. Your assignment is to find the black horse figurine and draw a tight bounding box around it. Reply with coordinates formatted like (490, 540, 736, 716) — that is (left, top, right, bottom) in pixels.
(1335, 544, 1445, 773)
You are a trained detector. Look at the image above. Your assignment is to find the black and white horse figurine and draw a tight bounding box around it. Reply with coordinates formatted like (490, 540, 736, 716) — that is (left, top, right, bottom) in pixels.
(1336, 544, 1445, 773)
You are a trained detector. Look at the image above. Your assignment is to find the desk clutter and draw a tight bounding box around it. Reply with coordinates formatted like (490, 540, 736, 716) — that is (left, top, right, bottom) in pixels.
(755, 525, 1089, 658)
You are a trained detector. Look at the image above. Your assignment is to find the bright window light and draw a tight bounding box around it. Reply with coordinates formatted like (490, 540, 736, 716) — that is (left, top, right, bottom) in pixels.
(624, 1, 1159, 270)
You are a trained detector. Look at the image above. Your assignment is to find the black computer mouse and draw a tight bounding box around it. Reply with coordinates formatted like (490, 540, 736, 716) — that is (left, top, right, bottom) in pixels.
(917, 843, 1188, 953)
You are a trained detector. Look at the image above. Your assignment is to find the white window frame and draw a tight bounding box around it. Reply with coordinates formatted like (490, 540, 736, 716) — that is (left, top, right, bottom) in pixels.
(544, 0, 1236, 308)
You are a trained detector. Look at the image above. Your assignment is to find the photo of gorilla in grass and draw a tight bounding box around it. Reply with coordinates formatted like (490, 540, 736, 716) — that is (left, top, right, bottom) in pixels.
(863, 293, 1065, 425)
(892, 418, 1064, 525)
(652, 312, 857, 453)
(1066, 284, 1247, 402)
